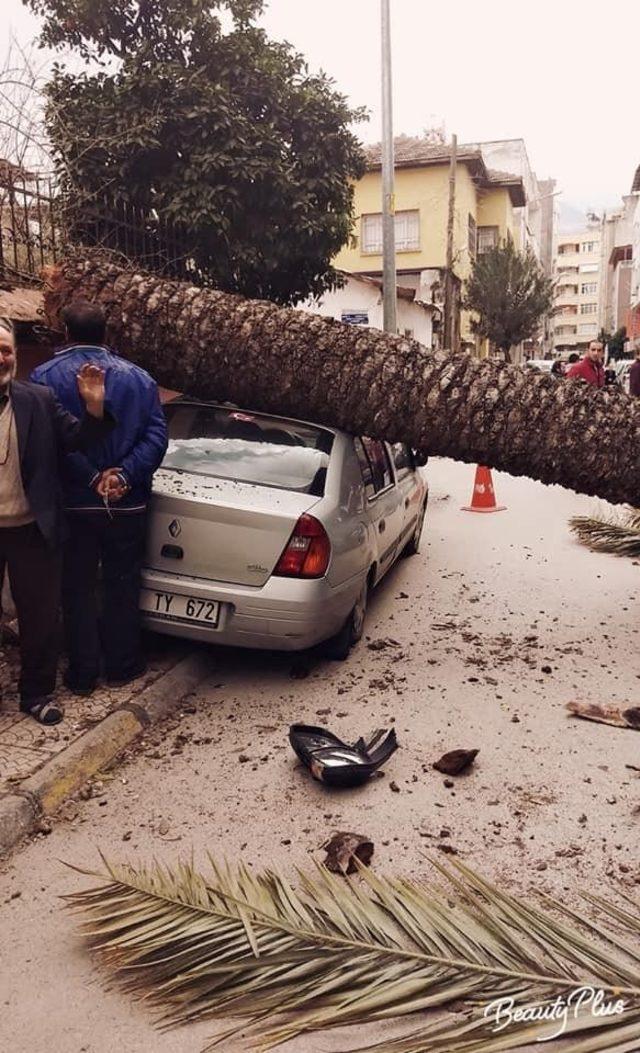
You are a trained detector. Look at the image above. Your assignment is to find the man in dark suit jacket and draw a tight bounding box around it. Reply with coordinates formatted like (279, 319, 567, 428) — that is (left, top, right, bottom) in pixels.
(0, 318, 112, 724)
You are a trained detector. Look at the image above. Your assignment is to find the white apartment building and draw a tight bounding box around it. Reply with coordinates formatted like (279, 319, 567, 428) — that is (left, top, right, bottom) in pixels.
(298, 271, 440, 348)
(553, 223, 602, 352)
(601, 199, 634, 336)
(630, 164, 640, 345)
(472, 139, 557, 273)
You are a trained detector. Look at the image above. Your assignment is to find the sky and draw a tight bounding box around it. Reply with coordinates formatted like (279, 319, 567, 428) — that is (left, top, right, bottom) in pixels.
(4, 0, 638, 221)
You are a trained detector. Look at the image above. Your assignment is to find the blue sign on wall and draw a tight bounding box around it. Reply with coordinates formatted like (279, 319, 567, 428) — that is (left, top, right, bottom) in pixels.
(341, 311, 369, 325)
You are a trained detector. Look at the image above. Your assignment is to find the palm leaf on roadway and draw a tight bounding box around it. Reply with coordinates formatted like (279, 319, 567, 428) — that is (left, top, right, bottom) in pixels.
(64, 854, 640, 1051)
(570, 506, 640, 556)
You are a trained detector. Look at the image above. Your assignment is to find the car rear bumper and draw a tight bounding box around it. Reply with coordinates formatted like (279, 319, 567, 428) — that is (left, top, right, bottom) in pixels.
(140, 567, 364, 651)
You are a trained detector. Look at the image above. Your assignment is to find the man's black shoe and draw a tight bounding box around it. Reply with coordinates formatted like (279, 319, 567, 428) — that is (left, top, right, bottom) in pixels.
(20, 697, 64, 725)
(106, 664, 147, 688)
(63, 674, 96, 697)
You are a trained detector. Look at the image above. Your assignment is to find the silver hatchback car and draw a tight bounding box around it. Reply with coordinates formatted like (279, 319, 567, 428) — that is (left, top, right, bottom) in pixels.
(141, 400, 428, 658)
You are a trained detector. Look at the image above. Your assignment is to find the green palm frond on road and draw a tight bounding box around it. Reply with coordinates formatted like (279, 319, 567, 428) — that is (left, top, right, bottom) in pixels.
(65, 855, 640, 1051)
(570, 506, 640, 556)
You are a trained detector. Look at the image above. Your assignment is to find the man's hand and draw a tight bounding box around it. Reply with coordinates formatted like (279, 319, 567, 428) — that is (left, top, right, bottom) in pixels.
(94, 468, 128, 502)
(77, 363, 106, 418)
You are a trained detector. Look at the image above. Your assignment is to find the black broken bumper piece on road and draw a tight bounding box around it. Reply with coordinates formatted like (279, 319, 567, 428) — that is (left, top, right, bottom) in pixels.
(289, 723, 398, 788)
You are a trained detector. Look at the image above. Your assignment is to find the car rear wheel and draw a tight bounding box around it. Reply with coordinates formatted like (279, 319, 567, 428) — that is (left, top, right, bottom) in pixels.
(403, 498, 427, 557)
(324, 576, 369, 661)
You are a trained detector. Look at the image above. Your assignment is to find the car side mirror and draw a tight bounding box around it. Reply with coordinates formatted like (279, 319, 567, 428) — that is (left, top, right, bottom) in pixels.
(412, 448, 429, 467)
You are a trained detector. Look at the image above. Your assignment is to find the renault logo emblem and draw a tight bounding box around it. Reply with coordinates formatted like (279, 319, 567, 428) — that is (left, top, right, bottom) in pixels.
(168, 519, 182, 538)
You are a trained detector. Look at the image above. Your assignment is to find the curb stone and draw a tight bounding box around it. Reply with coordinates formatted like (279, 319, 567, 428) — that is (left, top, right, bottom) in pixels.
(0, 651, 211, 856)
(0, 792, 38, 855)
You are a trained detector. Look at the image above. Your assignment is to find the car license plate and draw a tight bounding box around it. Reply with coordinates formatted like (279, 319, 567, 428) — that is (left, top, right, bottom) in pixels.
(141, 590, 220, 627)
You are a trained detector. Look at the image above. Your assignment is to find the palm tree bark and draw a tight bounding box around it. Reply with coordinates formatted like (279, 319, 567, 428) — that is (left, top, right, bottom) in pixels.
(45, 252, 640, 505)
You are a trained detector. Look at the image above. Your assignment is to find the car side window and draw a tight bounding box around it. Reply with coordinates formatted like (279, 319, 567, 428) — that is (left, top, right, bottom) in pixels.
(360, 437, 393, 494)
(354, 438, 376, 499)
(390, 442, 413, 480)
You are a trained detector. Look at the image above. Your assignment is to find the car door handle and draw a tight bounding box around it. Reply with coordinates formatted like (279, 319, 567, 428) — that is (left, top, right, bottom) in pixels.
(378, 520, 386, 534)
(405, 497, 411, 508)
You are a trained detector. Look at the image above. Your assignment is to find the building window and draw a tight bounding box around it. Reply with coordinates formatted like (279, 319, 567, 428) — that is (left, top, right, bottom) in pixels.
(580, 303, 598, 315)
(395, 210, 420, 252)
(581, 241, 597, 253)
(581, 282, 598, 295)
(361, 210, 420, 254)
(477, 226, 498, 254)
(361, 213, 383, 254)
(578, 323, 597, 335)
(558, 243, 579, 255)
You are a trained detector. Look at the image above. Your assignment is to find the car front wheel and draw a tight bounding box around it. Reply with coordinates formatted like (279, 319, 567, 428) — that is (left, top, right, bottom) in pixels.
(324, 576, 369, 661)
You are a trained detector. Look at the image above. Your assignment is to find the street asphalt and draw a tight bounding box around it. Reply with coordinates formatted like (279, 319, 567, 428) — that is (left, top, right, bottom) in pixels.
(1, 457, 639, 1053)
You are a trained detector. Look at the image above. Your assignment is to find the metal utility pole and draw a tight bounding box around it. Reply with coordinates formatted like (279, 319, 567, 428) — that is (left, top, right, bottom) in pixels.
(444, 133, 458, 350)
(380, 0, 397, 334)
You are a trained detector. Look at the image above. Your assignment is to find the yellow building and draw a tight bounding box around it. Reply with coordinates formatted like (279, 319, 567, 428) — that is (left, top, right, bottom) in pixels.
(333, 138, 526, 350)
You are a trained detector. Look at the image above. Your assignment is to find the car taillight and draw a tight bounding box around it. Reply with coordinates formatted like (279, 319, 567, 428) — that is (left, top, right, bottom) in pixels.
(273, 514, 331, 578)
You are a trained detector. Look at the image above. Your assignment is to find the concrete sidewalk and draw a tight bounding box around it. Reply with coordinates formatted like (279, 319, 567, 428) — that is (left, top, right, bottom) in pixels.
(0, 635, 211, 854)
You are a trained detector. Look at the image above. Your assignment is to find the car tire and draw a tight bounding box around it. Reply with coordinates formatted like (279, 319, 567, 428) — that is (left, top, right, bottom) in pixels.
(324, 575, 369, 661)
(402, 497, 428, 557)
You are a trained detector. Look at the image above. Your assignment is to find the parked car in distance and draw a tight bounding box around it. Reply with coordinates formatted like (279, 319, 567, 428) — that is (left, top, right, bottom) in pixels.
(524, 359, 554, 373)
(141, 400, 428, 659)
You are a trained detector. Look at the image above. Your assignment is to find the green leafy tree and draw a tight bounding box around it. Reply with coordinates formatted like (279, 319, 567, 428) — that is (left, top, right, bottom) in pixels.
(25, 0, 366, 304)
(463, 234, 554, 359)
(599, 326, 627, 360)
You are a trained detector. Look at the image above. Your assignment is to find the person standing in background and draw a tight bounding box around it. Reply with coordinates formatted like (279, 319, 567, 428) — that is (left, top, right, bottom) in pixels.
(566, 341, 605, 388)
(629, 347, 640, 397)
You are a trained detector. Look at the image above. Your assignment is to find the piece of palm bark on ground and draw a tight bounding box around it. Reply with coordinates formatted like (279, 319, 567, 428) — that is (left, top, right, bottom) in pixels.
(44, 250, 640, 506)
(566, 701, 640, 730)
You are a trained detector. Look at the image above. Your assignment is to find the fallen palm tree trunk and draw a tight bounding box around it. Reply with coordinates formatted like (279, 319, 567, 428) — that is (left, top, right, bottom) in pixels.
(44, 252, 640, 505)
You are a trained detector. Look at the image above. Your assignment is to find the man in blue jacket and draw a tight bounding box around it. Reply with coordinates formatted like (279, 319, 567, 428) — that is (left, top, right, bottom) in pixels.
(31, 300, 168, 694)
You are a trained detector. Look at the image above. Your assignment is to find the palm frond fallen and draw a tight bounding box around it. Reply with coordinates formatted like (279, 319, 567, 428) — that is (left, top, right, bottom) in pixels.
(570, 505, 640, 556)
(65, 855, 640, 1051)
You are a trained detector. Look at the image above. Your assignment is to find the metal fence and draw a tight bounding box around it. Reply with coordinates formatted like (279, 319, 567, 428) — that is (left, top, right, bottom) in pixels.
(0, 166, 60, 286)
(73, 195, 203, 284)
(0, 165, 203, 287)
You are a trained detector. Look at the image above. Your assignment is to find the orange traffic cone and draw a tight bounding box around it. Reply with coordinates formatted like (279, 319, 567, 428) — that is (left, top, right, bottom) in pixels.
(462, 465, 506, 513)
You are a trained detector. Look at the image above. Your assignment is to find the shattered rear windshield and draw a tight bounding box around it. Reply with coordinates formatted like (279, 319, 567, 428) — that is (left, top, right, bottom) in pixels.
(160, 403, 334, 496)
